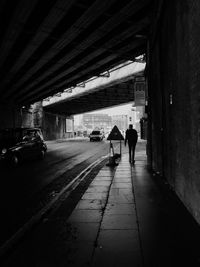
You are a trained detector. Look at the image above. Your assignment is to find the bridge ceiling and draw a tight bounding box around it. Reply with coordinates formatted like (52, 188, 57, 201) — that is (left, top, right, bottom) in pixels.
(43, 75, 141, 116)
(0, 0, 155, 107)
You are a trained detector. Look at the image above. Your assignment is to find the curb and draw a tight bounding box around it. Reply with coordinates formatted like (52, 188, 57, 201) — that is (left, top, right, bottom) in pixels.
(0, 155, 108, 258)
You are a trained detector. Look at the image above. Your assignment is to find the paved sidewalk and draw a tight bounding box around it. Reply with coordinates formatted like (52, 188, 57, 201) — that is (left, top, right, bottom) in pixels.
(50, 144, 200, 267)
(66, 151, 144, 267)
(2, 142, 200, 267)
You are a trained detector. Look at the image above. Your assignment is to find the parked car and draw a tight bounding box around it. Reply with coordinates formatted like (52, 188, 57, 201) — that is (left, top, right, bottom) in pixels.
(89, 130, 104, 141)
(0, 127, 47, 167)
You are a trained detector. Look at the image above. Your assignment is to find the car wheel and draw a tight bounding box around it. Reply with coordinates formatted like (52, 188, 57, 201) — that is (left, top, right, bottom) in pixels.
(11, 154, 19, 167)
(39, 150, 45, 159)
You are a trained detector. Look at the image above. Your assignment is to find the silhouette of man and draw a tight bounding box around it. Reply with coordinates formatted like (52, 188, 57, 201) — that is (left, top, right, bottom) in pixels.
(125, 124, 138, 163)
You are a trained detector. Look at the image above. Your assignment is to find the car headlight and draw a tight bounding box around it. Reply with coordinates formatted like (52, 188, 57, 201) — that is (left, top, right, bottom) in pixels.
(2, 148, 7, 154)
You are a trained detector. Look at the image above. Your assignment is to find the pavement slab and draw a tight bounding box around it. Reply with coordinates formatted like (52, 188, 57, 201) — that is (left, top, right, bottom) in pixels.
(90, 180, 111, 186)
(94, 176, 113, 181)
(2, 142, 200, 267)
(92, 229, 142, 267)
(108, 188, 134, 203)
(104, 203, 136, 215)
(85, 186, 109, 193)
(75, 199, 106, 210)
(81, 192, 108, 200)
(101, 214, 137, 230)
(68, 210, 102, 223)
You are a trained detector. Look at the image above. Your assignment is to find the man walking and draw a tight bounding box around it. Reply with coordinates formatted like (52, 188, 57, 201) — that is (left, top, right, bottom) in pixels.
(125, 124, 138, 164)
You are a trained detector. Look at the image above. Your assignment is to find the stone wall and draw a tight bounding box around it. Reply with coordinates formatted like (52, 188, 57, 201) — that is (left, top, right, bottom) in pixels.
(0, 102, 74, 141)
(42, 112, 74, 140)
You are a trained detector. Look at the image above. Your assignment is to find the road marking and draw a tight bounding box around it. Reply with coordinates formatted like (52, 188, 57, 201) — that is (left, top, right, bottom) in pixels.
(0, 155, 108, 258)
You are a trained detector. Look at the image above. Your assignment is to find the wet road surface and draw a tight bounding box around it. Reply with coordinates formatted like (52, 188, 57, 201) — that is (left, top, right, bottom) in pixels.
(0, 138, 119, 248)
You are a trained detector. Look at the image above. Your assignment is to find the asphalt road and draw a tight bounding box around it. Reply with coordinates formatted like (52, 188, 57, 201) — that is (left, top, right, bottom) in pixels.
(0, 138, 120, 248)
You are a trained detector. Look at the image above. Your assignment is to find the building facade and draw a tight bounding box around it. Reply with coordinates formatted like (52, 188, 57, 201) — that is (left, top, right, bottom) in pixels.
(82, 113, 112, 132)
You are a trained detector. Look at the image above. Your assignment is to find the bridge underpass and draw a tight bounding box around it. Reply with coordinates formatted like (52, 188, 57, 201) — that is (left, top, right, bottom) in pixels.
(43, 61, 145, 115)
(1, 0, 200, 265)
(39, 61, 145, 140)
(0, 0, 151, 109)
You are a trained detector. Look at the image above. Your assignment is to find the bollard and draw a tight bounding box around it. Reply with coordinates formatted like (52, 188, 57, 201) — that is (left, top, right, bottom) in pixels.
(106, 125, 124, 167)
(106, 141, 118, 166)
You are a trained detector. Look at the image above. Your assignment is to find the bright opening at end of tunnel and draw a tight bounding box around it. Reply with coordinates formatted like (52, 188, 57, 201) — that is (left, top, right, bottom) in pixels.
(74, 103, 145, 137)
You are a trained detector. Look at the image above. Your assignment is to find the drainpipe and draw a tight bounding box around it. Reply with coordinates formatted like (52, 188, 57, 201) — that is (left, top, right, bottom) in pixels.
(146, 40, 153, 169)
(147, 0, 164, 171)
(72, 116, 75, 138)
(13, 107, 16, 129)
